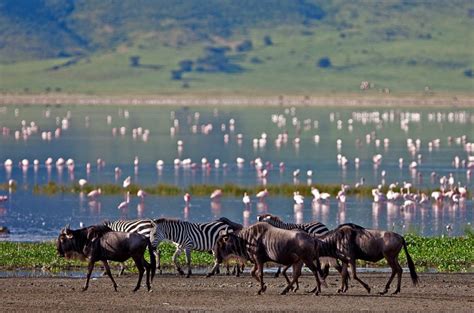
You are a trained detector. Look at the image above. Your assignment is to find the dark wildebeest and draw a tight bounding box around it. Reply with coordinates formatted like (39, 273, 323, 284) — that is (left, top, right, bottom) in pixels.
(56, 225, 156, 292)
(212, 222, 323, 295)
(314, 223, 418, 294)
(257, 213, 339, 279)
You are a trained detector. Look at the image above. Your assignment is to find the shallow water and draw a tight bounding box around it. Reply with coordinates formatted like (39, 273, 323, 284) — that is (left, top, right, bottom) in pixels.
(0, 104, 472, 239)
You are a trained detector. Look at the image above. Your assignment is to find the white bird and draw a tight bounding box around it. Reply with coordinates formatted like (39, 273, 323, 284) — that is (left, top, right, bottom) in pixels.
(256, 189, 269, 201)
(118, 191, 130, 210)
(122, 176, 131, 189)
(293, 169, 300, 177)
(78, 179, 87, 189)
(336, 189, 346, 203)
(87, 188, 101, 199)
(242, 192, 251, 206)
(184, 193, 191, 205)
(431, 191, 443, 202)
(210, 189, 223, 200)
(311, 187, 320, 201)
(293, 191, 304, 205)
(137, 189, 147, 202)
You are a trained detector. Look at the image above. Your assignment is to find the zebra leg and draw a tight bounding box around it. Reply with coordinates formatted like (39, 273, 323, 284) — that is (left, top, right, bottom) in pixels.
(155, 249, 162, 275)
(185, 247, 192, 278)
(172, 246, 185, 275)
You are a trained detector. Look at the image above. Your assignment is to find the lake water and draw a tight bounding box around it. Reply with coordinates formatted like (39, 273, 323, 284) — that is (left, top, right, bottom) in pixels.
(0, 104, 472, 240)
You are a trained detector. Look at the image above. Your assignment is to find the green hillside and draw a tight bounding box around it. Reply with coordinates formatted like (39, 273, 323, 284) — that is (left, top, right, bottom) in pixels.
(0, 0, 473, 95)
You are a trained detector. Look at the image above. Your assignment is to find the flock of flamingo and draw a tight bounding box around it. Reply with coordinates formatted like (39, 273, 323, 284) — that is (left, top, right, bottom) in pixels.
(0, 106, 472, 228)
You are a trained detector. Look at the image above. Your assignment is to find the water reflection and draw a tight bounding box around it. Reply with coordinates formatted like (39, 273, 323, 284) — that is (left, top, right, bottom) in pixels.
(0, 105, 473, 241)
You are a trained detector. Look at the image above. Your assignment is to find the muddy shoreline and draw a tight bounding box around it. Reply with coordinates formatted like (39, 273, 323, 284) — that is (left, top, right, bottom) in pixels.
(1, 272, 473, 312)
(1, 93, 473, 107)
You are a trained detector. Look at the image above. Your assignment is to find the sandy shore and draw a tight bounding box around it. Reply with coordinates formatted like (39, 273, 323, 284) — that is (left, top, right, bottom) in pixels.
(0, 93, 473, 107)
(0, 272, 473, 312)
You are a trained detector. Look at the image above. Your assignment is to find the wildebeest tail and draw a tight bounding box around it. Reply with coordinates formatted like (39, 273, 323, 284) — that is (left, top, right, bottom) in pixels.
(402, 237, 419, 286)
(147, 239, 156, 282)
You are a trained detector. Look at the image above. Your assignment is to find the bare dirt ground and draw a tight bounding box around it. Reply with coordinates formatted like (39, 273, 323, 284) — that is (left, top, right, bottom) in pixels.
(0, 272, 473, 312)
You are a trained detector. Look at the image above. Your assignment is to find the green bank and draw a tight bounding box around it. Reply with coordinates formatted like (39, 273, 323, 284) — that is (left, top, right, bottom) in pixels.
(1, 234, 473, 273)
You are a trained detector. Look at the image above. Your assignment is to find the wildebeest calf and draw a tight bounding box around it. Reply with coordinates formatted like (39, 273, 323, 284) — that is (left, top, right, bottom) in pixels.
(57, 225, 156, 292)
(314, 223, 419, 294)
(213, 222, 323, 295)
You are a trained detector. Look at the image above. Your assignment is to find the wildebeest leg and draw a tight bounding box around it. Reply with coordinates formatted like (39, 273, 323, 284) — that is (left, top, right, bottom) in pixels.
(172, 246, 185, 275)
(185, 247, 192, 278)
(304, 257, 321, 295)
(280, 264, 292, 294)
(349, 259, 371, 293)
(337, 262, 349, 293)
(250, 264, 258, 281)
(82, 260, 95, 291)
(381, 256, 402, 295)
(256, 262, 267, 295)
(102, 260, 118, 291)
(132, 256, 145, 292)
(118, 262, 125, 276)
(142, 257, 152, 292)
(274, 266, 281, 278)
(281, 261, 302, 295)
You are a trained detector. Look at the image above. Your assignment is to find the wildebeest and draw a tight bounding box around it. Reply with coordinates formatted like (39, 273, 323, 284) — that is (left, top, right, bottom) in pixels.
(314, 223, 418, 294)
(56, 225, 156, 292)
(256, 213, 338, 279)
(212, 222, 323, 295)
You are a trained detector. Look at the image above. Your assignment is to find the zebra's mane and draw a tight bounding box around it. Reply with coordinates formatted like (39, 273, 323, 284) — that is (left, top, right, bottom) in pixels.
(154, 218, 183, 224)
(103, 218, 153, 225)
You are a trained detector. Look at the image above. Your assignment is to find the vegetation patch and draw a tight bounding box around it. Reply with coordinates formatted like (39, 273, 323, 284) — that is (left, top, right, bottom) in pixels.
(28, 182, 456, 199)
(1, 233, 472, 273)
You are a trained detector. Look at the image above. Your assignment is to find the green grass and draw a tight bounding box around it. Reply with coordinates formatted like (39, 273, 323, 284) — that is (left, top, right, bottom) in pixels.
(1, 233, 473, 272)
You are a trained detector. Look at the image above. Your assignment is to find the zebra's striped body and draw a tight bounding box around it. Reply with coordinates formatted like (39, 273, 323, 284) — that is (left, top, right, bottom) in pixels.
(257, 214, 329, 235)
(104, 219, 155, 239)
(150, 217, 242, 277)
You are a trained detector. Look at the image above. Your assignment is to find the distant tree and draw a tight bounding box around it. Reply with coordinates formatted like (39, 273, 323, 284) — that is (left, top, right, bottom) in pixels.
(464, 69, 473, 78)
(236, 40, 253, 52)
(179, 60, 193, 72)
(129, 56, 140, 67)
(171, 70, 182, 80)
(250, 57, 263, 64)
(317, 57, 332, 68)
(263, 35, 273, 46)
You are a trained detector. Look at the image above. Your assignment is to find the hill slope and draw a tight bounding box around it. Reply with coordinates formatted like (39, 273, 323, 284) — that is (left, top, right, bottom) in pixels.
(0, 0, 472, 95)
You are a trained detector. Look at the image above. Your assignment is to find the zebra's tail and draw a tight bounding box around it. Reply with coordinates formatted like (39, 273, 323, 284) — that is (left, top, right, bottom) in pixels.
(402, 237, 419, 286)
(147, 238, 156, 282)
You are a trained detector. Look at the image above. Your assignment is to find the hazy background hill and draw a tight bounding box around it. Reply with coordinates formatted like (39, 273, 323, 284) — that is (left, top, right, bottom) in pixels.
(0, 0, 472, 95)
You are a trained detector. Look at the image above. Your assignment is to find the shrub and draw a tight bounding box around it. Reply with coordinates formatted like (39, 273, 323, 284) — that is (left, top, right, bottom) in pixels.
(317, 57, 331, 68)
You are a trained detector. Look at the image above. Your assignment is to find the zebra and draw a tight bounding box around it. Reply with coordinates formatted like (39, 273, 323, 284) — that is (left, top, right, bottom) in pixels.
(103, 219, 157, 275)
(256, 213, 338, 278)
(149, 217, 243, 277)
